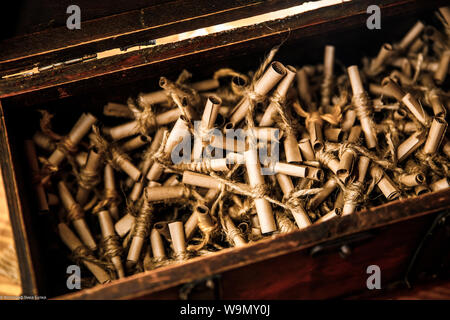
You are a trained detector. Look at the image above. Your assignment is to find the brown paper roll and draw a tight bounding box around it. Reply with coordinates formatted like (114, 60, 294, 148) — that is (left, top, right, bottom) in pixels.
(75, 151, 88, 167)
(121, 135, 151, 152)
(184, 211, 198, 241)
(273, 162, 308, 178)
(276, 173, 294, 196)
(341, 109, 357, 132)
(32, 131, 55, 152)
(430, 177, 449, 191)
(357, 156, 371, 183)
(224, 215, 246, 247)
(298, 138, 315, 161)
(150, 228, 166, 259)
(76, 148, 102, 205)
(370, 43, 394, 74)
(398, 173, 426, 187)
(381, 77, 405, 101)
(98, 210, 124, 278)
(402, 93, 430, 126)
(316, 208, 341, 223)
(127, 236, 145, 265)
(58, 223, 110, 284)
(145, 185, 187, 202)
(169, 221, 187, 254)
(434, 50, 450, 84)
(24, 140, 49, 212)
(397, 21, 424, 50)
(296, 67, 314, 109)
(423, 117, 448, 154)
(228, 61, 286, 126)
(259, 65, 296, 126)
(337, 150, 356, 183)
(284, 132, 302, 163)
(116, 156, 142, 182)
(309, 178, 338, 211)
(397, 131, 427, 162)
(324, 127, 343, 142)
(68, 113, 97, 145)
(244, 147, 276, 234)
(114, 213, 135, 238)
(370, 166, 400, 200)
(414, 185, 430, 196)
(247, 127, 282, 142)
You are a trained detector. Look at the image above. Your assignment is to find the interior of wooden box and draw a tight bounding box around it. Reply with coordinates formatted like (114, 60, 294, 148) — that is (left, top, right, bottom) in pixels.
(1, 5, 446, 298)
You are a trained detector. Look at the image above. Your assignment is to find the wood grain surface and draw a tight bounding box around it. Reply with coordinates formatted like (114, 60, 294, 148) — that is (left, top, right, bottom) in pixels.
(0, 170, 21, 297)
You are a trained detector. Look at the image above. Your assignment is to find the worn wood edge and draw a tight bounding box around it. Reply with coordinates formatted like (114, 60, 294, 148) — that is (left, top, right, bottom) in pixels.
(0, 102, 37, 296)
(58, 188, 450, 299)
(0, 0, 425, 100)
(0, 0, 310, 72)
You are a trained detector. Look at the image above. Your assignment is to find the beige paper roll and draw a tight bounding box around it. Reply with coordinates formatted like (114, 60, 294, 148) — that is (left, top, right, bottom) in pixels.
(32, 131, 55, 152)
(397, 131, 427, 162)
(397, 21, 424, 50)
(58, 223, 110, 284)
(273, 162, 308, 178)
(357, 156, 371, 183)
(259, 65, 296, 126)
(414, 185, 430, 196)
(427, 91, 447, 118)
(381, 77, 405, 101)
(337, 150, 356, 183)
(309, 178, 338, 211)
(116, 155, 142, 182)
(398, 173, 426, 187)
(98, 210, 124, 278)
(370, 166, 400, 200)
(224, 215, 246, 247)
(121, 135, 151, 152)
(307, 120, 323, 151)
(298, 138, 315, 161)
(145, 185, 187, 202)
(348, 125, 362, 143)
(316, 208, 341, 223)
(324, 127, 343, 142)
(296, 67, 314, 109)
(276, 173, 294, 195)
(284, 132, 302, 163)
(150, 228, 166, 259)
(244, 147, 276, 234)
(430, 177, 450, 191)
(347, 65, 377, 149)
(402, 93, 430, 126)
(163, 174, 180, 187)
(370, 43, 394, 74)
(58, 181, 97, 250)
(104, 164, 119, 220)
(109, 109, 180, 141)
(228, 61, 286, 126)
(103, 102, 134, 119)
(334, 189, 344, 209)
(341, 109, 357, 132)
(184, 211, 198, 241)
(169, 221, 187, 254)
(423, 117, 448, 155)
(76, 148, 102, 205)
(247, 127, 282, 142)
(75, 151, 88, 167)
(114, 213, 135, 238)
(434, 50, 450, 84)
(24, 140, 49, 212)
(127, 236, 145, 265)
(68, 113, 97, 146)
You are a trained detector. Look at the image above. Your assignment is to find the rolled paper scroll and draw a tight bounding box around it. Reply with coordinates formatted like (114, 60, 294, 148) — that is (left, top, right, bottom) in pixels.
(298, 138, 315, 161)
(324, 127, 343, 142)
(316, 208, 341, 223)
(121, 135, 151, 152)
(103, 102, 134, 119)
(369, 43, 394, 75)
(138, 78, 219, 107)
(308, 178, 338, 211)
(192, 95, 222, 161)
(103, 164, 120, 220)
(347, 66, 377, 149)
(284, 132, 302, 163)
(108, 108, 180, 141)
(321, 45, 335, 107)
(58, 181, 97, 250)
(244, 146, 276, 234)
(147, 116, 190, 181)
(275, 174, 311, 229)
(259, 65, 296, 127)
(33, 131, 55, 152)
(115, 213, 135, 238)
(58, 223, 110, 284)
(97, 209, 125, 278)
(24, 140, 49, 212)
(341, 109, 357, 132)
(223, 215, 246, 247)
(145, 185, 189, 202)
(398, 173, 426, 187)
(430, 177, 450, 191)
(356, 156, 371, 183)
(370, 166, 400, 200)
(150, 228, 166, 261)
(296, 67, 314, 109)
(127, 194, 153, 266)
(434, 50, 450, 85)
(414, 185, 430, 196)
(247, 127, 282, 142)
(75, 151, 88, 167)
(402, 93, 431, 126)
(48, 113, 97, 167)
(397, 130, 427, 162)
(169, 221, 187, 257)
(423, 117, 448, 154)
(397, 21, 425, 50)
(426, 89, 447, 118)
(76, 148, 102, 206)
(228, 61, 286, 126)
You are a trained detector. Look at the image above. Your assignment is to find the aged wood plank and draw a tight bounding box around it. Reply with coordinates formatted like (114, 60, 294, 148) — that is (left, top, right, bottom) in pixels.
(58, 188, 450, 299)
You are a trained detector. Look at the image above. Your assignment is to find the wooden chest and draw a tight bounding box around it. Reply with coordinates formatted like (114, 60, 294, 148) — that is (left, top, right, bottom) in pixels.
(0, 0, 449, 299)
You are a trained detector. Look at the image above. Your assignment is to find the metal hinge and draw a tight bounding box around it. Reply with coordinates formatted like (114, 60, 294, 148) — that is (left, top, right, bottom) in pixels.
(179, 274, 222, 300)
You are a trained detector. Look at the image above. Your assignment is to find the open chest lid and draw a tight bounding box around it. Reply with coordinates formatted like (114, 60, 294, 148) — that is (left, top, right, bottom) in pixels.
(0, 0, 446, 106)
